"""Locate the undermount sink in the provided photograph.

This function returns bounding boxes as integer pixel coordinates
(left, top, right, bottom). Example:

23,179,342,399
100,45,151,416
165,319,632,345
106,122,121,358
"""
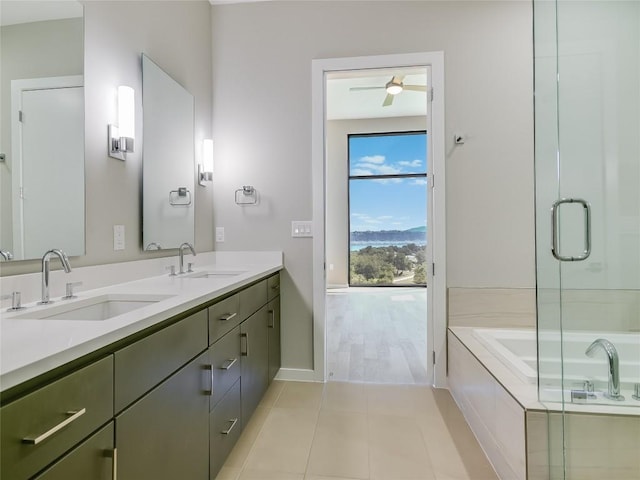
14,294,175,321
185,270,247,279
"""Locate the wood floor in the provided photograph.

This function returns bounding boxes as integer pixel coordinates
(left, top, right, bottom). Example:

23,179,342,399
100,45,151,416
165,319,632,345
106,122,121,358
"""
326,287,429,384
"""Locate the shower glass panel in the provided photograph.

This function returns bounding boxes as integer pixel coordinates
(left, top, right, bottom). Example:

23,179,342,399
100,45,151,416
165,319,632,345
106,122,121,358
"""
534,0,640,478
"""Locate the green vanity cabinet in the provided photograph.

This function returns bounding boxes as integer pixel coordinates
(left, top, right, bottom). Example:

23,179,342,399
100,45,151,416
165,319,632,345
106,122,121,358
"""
33,423,114,480
240,304,270,425
115,351,210,480
267,296,281,383
0,356,114,480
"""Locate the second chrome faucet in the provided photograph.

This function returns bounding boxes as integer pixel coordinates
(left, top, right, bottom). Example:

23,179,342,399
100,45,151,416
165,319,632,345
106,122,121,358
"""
40,249,72,304
585,338,624,401
178,242,196,274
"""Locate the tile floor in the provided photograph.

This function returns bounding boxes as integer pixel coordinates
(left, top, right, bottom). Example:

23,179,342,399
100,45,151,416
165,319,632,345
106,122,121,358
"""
216,381,498,480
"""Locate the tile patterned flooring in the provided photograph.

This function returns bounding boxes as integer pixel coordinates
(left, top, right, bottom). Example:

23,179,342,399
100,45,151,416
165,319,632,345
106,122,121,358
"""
326,288,429,384
216,381,499,480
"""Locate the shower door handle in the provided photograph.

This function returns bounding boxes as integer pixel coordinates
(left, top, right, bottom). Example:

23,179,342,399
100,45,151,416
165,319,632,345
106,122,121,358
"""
551,198,591,261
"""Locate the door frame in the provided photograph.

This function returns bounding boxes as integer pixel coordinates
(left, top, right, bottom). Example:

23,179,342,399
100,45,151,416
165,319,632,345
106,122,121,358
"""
311,52,447,387
11,75,84,258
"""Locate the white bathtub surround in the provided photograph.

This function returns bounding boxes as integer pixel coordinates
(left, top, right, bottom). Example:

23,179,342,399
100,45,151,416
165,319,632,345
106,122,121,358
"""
538,287,640,332
448,287,536,328
0,251,283,391
449,327,640,479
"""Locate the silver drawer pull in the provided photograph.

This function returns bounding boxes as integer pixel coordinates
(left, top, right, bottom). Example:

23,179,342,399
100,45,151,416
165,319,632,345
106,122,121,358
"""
220,312,237,322
241,333,249,356
106,448,118,480
204,365,214,396
221,418,238,435
268,310,275,329
271,284,280,291
23,408,86,445
221,358,237,370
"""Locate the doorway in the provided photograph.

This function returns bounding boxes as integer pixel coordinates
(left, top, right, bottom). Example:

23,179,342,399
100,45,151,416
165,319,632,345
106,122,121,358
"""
312,52,447,387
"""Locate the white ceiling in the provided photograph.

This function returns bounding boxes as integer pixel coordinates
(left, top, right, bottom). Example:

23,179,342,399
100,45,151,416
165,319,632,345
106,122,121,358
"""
1,1,82,27
326,67,428,121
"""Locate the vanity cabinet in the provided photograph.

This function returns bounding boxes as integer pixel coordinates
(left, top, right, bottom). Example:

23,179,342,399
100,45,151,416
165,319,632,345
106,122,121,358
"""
33,423,114,480
116,351,210,480
0,355,114,480
1,270,281,480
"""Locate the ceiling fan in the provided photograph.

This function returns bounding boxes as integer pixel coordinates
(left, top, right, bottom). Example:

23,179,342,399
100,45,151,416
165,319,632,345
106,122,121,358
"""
349,75,428,106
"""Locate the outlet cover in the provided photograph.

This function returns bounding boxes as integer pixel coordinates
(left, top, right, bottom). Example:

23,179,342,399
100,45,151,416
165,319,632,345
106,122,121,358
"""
215,227,225,242
113,225,125,251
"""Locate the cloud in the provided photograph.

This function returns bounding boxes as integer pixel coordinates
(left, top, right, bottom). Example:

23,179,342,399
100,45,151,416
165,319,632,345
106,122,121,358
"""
360,155,385,165
398,159,423,168
411,178,429,186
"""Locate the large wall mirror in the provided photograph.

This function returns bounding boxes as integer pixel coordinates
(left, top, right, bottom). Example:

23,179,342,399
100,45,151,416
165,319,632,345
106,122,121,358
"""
0,1,84,261
142,54,195,251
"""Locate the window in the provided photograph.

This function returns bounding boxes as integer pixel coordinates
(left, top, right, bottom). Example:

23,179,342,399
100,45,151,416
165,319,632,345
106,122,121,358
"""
348,131,428,286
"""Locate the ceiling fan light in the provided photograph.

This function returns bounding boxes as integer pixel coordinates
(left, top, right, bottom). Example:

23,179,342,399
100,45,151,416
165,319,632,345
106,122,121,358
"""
385,80,403,95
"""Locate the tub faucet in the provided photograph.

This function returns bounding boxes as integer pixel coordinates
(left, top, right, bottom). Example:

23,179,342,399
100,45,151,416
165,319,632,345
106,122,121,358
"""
585,338,624,401
40,249,72,304
0,249,13,261
178,242,196,274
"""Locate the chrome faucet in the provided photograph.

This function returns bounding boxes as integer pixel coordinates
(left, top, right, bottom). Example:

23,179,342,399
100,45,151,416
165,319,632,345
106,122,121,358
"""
585,338,624,401
0,249,13,261
40,249,72,304
178,242,196,274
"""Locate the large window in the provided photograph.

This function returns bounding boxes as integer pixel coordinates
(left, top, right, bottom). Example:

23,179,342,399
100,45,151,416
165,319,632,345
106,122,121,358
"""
348,131,428,286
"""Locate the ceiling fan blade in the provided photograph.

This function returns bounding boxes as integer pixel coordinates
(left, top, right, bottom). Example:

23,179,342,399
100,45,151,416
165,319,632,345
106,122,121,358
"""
392,75,405,84
350,86,385,91
382,94,394,107
403,85,427,92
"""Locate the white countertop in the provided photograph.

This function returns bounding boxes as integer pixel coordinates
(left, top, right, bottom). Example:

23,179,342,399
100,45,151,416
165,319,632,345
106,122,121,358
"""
1,253,282,393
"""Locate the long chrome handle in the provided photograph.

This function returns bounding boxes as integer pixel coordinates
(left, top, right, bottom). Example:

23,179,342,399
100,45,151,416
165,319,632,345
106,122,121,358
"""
241,333,249,356
111,448,118,480
551,198,591,261
221,358,237,370
22,408,86,445
220,312,237,322
221,418,238,435
268,310,275,329
204,365,214,396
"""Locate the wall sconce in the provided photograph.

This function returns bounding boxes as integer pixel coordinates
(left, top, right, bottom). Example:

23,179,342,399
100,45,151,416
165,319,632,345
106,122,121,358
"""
108,85,135,160
198,138,213,186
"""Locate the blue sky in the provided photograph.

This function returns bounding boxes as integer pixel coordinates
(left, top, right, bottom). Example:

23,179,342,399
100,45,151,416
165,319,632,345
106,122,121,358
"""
349,133,428,232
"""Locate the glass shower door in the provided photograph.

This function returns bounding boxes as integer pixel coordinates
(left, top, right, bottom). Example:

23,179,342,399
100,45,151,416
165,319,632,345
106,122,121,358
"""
534,1,640,478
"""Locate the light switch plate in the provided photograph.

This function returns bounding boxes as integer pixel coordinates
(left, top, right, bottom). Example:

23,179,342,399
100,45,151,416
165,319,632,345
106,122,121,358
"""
291,221,312,238
113,225,125,251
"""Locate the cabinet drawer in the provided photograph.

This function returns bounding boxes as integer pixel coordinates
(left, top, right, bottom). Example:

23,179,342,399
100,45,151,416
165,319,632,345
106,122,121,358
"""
115,308,208,412
210,378,242,478
209,326,241,409
239,279,267,320
34,422,114,480
208,293,241,344
267,273,280,301
1,356,114,480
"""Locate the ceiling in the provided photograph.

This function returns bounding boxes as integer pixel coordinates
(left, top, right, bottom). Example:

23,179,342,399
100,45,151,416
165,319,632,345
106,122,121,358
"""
0,1,82,27
326,67,428,121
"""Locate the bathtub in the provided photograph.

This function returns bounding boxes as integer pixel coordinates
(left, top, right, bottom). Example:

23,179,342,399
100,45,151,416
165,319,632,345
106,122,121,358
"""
472,327,640,405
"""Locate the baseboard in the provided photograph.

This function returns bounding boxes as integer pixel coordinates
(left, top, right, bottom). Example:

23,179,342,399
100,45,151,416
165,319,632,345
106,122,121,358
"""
274,368,320,382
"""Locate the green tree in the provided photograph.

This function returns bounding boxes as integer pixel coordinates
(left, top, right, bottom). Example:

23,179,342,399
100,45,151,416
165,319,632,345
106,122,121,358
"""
413,264,427,285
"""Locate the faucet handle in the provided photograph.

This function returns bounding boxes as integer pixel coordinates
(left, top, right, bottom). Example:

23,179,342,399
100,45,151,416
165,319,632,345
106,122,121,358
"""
1,291,24,311
63,281,83,300
187,262,194,273
166,265,176,276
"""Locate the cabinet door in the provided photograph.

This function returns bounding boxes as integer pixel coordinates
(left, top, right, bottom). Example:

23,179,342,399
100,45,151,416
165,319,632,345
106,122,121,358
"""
267,297,281,383
116,351,209,480
210,379,241,478
240,305,269,425
34,423,114,480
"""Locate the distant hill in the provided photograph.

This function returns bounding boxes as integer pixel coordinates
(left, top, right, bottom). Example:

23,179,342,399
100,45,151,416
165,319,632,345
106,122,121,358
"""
350,227,427,243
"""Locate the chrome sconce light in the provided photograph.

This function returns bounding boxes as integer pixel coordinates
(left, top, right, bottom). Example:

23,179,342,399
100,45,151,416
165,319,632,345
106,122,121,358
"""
108,86,135,160
198,139,213,186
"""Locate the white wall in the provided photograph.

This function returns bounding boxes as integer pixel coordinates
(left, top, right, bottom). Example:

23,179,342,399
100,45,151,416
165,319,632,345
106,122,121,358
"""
1,0,214,276
326,116,426,287
211,1,535,371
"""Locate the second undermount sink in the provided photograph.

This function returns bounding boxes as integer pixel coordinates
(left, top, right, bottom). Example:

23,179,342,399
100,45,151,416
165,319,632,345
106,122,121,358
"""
185,270,247,279
14,294,175,321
